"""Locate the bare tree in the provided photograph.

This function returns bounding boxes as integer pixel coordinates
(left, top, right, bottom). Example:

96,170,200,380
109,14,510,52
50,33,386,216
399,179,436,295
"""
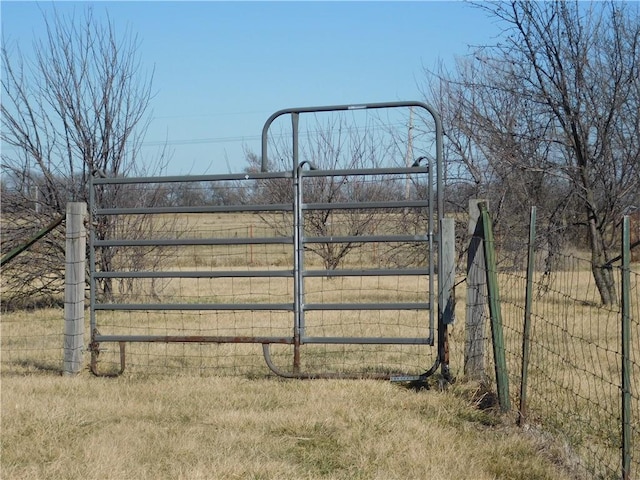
245,116,406,270
1,7,167,306
424,1,640,304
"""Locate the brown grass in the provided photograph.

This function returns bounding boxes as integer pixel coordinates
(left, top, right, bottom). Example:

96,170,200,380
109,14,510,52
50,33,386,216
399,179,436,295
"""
0,283,585,479
1,367,575,480
2,211,636,479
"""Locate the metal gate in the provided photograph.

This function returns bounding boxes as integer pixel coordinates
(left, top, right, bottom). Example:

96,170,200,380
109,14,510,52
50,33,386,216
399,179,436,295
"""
89,101,447,379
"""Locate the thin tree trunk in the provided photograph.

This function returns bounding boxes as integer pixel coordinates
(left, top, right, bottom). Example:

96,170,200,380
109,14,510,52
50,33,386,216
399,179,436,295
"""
588,215,617,305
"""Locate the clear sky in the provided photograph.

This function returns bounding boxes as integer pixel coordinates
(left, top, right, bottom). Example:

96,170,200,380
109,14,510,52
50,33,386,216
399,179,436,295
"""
2,1,499,175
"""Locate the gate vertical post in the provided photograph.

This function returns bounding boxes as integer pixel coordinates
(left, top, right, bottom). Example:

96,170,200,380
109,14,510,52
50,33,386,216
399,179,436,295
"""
63,202,86,375
292,112,302,373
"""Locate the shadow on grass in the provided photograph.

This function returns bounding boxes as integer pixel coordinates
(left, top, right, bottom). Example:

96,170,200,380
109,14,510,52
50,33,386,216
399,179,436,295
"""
1,359,63,376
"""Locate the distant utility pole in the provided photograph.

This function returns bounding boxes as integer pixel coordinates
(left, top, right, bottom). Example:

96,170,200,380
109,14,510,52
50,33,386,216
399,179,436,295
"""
405,107,414,201
30,185,40,214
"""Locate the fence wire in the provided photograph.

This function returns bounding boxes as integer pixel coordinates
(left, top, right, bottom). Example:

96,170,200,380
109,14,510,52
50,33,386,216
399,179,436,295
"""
479,249,639,479
0,307,64,375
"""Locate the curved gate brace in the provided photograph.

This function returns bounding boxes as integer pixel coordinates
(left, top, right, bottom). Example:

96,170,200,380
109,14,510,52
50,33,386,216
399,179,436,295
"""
263,343,415,380
90,341,126,377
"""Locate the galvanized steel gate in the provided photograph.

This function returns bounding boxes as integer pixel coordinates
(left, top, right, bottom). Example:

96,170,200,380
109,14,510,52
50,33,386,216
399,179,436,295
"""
89,102,447,379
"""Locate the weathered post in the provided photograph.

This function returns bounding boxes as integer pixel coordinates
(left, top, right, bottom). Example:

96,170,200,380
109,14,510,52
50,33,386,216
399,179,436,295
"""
63,202,86,375
440,217,456,380
465,199,487,380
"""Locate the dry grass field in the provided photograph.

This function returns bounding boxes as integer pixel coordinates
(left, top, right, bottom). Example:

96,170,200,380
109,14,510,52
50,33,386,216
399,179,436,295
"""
0,284,589,480
1,354,576,480
2,209,637,479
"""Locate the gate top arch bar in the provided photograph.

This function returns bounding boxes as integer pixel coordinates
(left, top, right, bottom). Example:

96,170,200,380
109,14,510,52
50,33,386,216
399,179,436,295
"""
260,100,444,217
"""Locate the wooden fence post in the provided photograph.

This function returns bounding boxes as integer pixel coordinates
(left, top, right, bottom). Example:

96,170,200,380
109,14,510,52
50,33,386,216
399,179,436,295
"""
64,202,86,375
465,199,487,380
440,217,456,380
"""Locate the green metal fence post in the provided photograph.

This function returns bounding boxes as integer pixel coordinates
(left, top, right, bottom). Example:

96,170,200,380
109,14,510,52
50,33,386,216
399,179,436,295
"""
479,202,510,412
621,215,631,480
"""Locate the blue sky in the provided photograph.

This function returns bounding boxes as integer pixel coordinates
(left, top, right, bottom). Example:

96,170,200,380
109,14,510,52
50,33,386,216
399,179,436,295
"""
2,1,499,175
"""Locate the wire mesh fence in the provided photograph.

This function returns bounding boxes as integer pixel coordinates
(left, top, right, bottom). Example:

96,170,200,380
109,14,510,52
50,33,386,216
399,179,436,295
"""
1,310,438,378
0,306,66,375
475,230,639,479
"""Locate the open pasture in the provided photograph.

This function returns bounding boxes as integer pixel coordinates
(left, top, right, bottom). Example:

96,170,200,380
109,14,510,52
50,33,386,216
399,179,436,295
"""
2,207,637,478
1,303,575,480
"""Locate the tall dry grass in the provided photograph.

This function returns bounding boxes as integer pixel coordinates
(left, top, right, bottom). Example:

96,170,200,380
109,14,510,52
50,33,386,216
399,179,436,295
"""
2,210,637,478
1,363,576,480
0,282,584,479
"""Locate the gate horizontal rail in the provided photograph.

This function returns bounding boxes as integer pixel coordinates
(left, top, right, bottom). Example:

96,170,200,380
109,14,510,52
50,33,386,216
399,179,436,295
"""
92,334,431,345
303,268,430,277
298,166,430,177
95,237,294,247
303,200,431,210
94,271,293,279
91,171,293,184
94,335,294,344
304,303,430,310
97,204,292,215
93,304,294,311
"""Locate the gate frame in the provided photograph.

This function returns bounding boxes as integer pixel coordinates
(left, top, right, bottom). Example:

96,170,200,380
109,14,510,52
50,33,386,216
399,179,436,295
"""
88,101,450,380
